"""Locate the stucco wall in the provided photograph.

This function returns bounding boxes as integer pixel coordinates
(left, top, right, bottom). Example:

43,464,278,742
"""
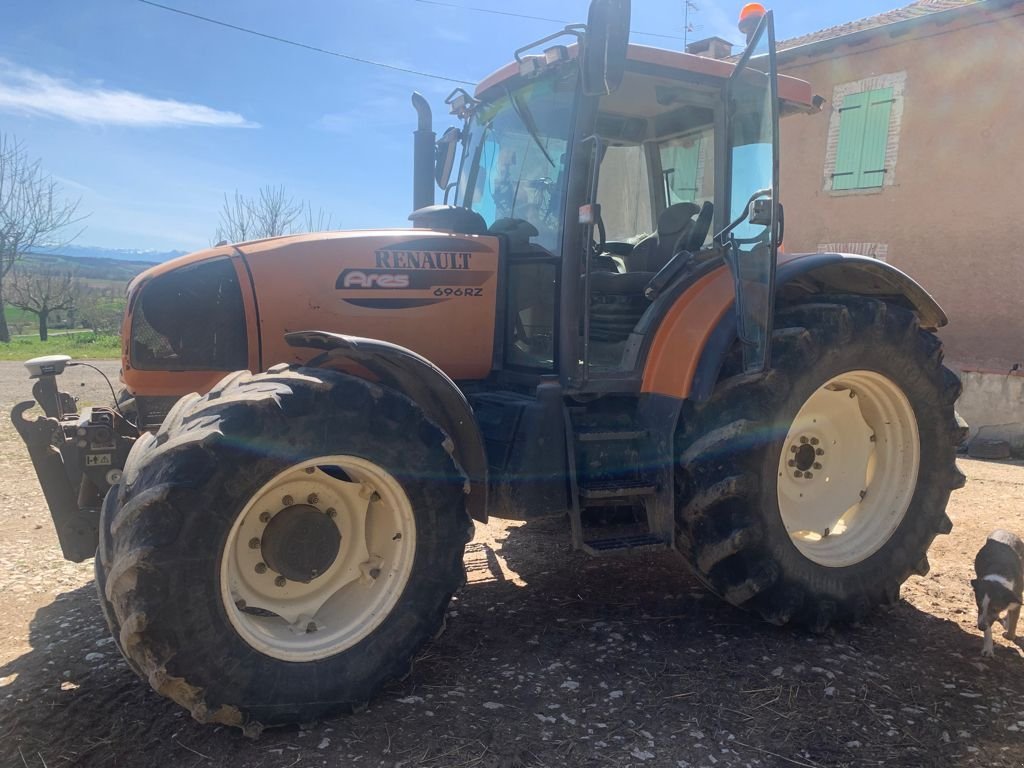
777,5,1024,372
957,370,1024,450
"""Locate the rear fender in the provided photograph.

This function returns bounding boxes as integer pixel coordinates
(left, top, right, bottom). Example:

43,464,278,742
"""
285,331,488,522
690,253,948,401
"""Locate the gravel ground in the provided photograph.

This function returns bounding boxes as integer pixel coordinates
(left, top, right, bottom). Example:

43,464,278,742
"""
1,360,1023,768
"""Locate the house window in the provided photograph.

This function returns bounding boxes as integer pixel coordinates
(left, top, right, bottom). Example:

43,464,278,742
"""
823,72,905,193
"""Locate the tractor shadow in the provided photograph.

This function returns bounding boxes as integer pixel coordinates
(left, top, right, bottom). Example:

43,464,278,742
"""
435,516,1024,765
1,519,1023,767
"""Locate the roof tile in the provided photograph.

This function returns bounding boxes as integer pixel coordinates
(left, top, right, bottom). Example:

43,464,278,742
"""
776,0,983,53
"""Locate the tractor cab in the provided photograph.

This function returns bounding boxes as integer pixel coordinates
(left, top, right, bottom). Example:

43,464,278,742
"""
418,3,813,390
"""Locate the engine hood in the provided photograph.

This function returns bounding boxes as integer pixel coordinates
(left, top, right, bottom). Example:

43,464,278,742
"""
129,229,464,291
128,228,503,384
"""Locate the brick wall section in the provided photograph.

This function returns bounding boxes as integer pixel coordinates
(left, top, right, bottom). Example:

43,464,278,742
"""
816,243,889,262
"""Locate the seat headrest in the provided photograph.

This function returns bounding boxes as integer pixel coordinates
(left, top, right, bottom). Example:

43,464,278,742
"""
657,202,701,236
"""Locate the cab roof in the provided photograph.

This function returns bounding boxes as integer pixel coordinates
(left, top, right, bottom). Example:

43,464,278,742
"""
476,43,814,109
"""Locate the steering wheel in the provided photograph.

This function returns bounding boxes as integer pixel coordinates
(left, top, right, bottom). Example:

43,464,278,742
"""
594,213,607,254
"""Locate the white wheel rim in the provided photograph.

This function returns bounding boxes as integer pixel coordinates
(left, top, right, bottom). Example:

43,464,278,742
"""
776,370,920,568
220,456,416,661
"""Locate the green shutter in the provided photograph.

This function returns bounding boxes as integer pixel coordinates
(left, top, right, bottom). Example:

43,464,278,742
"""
858,87,894,188
832,87,894,190
832,91,868,191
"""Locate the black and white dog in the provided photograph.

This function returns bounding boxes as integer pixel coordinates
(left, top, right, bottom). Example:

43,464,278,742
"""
972,529,1024,657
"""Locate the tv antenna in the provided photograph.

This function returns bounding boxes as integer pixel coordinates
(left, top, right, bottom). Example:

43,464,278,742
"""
683,1,703,47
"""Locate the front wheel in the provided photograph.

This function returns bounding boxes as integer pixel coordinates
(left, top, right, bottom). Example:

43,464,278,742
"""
99,366,472,733
675,297,965,630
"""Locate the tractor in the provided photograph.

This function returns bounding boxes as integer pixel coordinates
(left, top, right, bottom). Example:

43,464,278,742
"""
13,1,964,734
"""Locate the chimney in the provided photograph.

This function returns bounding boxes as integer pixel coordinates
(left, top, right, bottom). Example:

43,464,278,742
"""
685,36,734,59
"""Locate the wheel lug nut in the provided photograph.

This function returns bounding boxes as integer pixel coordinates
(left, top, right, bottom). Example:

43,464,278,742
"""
813,462,822,470
810,437,819,446
307,493,319,505
236,599,246,609
369,567,382,580
370,492,381,503
306,622,317,633
304,467,315,474
800,436,808,444
326,507,337,518
794,470,803,478
275,576,287,587
805,472,813,479
282,495,293,506
790,445,798,453
816,448,824,456
248,537,261,549
788,459,796,467
259,511,271,523
255,562,267,574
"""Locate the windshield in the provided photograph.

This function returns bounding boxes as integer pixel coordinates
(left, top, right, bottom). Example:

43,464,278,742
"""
456,70,578,252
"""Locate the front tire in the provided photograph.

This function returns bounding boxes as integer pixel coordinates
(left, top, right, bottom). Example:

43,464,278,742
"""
675,298,965,630
100,366,472,733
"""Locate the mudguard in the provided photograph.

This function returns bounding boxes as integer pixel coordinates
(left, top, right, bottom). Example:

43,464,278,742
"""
690,253,948,401
284,331,488,522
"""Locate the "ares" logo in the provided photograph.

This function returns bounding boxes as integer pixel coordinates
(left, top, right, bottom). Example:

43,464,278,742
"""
341,271,411,289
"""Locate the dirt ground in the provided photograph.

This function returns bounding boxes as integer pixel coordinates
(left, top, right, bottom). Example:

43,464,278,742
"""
1,360,1023,768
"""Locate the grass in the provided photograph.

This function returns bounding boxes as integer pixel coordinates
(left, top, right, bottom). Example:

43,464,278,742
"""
0,332,121,361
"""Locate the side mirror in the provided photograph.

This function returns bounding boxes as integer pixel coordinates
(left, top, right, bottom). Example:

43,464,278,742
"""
435,127,461,189
581,0,631,96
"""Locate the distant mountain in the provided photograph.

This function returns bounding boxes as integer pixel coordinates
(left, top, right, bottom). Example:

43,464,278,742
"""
19,251,160,282
29,244,189,264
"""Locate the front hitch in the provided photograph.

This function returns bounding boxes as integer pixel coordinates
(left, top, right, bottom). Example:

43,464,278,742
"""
12,356,137,563
11,400,98,562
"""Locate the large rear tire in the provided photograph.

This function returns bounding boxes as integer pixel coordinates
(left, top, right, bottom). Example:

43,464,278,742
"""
675,297,965,630
99,366,472,734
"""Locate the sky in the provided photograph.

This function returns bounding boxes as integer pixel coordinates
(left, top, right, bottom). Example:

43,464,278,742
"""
0,0,907,253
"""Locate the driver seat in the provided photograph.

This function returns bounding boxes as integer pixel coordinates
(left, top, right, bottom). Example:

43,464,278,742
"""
630,202,702,273
589,202,702,342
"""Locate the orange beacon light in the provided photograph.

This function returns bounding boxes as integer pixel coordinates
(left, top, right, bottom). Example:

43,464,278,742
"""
738,3,767,42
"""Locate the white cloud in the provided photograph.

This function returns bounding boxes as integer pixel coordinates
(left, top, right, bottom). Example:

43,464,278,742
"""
0,61,258,128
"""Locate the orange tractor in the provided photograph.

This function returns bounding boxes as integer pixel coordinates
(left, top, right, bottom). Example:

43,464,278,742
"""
14,2,963,733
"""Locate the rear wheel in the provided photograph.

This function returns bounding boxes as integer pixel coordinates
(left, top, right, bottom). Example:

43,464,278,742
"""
675,298,965,629
100,366,472,733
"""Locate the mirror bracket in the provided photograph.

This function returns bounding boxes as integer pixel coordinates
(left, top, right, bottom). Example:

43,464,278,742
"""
514,25,585,65
445,88,479,120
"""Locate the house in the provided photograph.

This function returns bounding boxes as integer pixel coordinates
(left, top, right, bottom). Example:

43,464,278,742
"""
770,0,1024,445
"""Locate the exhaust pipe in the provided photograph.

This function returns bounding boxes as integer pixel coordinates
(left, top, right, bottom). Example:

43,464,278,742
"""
411,92,436,212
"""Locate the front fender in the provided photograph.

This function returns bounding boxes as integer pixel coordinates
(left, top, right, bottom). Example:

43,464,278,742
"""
284,331,488,522
775,253,946,329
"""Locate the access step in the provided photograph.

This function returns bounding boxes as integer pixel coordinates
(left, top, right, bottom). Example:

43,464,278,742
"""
576,427,648,442
578,478,657,500
581,533,667,556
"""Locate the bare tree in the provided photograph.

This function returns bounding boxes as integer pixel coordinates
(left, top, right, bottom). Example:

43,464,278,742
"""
214,185,333,245
303,203,333,234
79,288,126,335
0,133,84,342
8,265,82,341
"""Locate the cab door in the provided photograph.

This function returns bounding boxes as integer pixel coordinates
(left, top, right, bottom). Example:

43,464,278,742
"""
722,10,780,374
